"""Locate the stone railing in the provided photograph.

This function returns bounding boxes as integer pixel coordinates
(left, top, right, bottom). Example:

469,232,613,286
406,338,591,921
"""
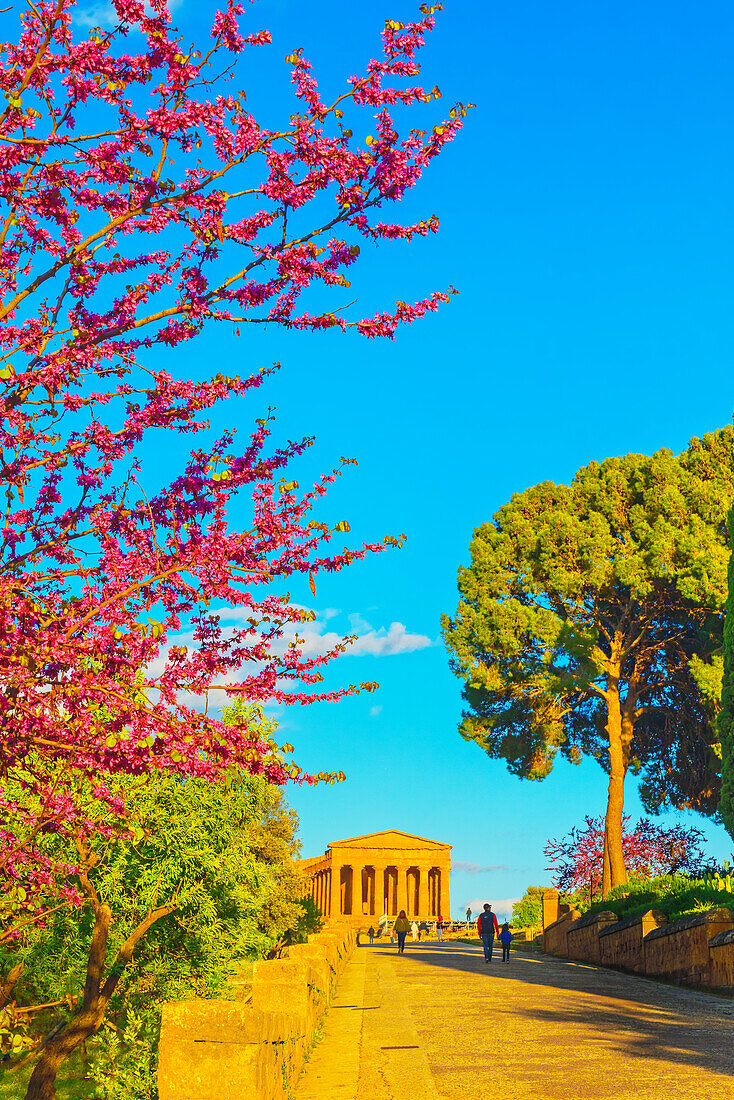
157,923,356,1100
644,908,733,985
542,909,581,957
541,890,734,989
598,909,667,973
565,910,617,965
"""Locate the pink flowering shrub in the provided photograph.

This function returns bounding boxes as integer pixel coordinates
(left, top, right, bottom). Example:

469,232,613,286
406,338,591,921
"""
544,815,706,900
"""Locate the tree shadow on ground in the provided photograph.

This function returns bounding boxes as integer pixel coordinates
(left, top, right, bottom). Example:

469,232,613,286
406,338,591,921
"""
366,942,734,1081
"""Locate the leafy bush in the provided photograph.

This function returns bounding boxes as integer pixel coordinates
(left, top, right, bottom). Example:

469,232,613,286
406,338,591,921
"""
577,871,734,925
2,766,307,1099
511,887,544,928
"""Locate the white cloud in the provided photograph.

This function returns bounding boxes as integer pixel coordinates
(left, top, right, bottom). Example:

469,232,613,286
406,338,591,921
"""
463,897,521,920
75,0,183,28
216,607,434,660
451,861,508,874
347,622,434,657
348,611,374,634
142,606,431,714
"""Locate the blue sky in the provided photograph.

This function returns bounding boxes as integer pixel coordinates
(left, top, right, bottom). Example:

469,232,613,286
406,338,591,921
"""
74,0,734,918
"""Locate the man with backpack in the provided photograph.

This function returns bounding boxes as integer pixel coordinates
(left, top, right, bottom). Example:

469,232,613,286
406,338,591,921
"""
477,903,499,963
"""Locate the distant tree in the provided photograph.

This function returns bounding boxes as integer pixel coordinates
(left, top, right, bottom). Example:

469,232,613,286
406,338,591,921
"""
442,431,734,895
511,886,543,928
544,815,706,899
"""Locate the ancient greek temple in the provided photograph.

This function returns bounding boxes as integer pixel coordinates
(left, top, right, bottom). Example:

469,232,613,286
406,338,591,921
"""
298,829,452,923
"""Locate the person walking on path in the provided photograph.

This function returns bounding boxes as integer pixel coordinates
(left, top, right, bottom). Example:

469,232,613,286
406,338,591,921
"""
393,910,411,954
368,925,375,945
466,906,472,926
411,920,418,942
477,903,499,962
418,920,428,941
437,914,444,942
500,921,512,963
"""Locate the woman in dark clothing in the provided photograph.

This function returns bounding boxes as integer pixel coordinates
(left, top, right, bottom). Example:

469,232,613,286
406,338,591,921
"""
393,909,411,954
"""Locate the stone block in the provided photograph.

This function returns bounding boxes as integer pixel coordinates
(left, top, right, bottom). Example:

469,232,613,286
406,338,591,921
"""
599,910,667,973
160,1000,260,1044
542,889,560,930
283,944,332,1001
158,1038,261,1100
542,910,581,957
566,910,618,964
252,958,310,1020
158,1002,270,1100
706,926,734,988
644,907,734,985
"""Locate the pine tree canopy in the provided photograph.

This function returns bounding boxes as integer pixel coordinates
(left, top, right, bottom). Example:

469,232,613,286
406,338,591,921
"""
442,427,734,887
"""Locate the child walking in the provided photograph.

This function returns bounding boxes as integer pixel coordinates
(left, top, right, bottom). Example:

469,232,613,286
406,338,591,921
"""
500,922,512,963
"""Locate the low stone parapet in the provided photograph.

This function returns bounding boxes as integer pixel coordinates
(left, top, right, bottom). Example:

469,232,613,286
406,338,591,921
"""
543,910,581,957
644,908,733,985
566,910,617,964
158,924,356,1100
708,927,734,988
598,909,667,973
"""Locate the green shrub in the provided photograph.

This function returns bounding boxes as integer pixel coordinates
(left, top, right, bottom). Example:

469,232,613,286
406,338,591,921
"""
576,871,733,924
2,767,307,1099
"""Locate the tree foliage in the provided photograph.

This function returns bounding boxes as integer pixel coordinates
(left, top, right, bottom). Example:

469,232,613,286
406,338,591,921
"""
544,814,706,900
2,742,306,1098
510,886,543,929
0,1,467,1094
442,430,734,892
718,507,734,840
0,0,465,902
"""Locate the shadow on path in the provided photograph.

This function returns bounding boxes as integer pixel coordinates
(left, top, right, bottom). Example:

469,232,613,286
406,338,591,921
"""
362,941,734,1083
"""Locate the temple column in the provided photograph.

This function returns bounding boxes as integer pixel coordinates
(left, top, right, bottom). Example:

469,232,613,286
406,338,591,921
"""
428,868,437,916
416,865,425,917
396,863,408,915
440,863,450,920
435,866,448,919
374,865,386,916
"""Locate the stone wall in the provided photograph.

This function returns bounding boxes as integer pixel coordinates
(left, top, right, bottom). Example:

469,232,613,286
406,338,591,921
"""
542,910,581,957
158,923,356,1100
566,910,617,964
708,927,734,988
644,908,733,986
598,910,667,973
548,903,734,989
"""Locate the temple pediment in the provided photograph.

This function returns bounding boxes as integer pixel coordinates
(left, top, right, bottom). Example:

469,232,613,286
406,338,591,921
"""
329,829,451,851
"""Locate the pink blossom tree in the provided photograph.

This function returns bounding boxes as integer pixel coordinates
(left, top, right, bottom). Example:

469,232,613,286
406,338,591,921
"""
0,0,467,1092
544,815,706,901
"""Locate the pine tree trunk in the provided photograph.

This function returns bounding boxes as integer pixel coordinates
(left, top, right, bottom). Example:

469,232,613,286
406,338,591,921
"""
719,506,734,837
604,678,629,892
602,828,612,898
